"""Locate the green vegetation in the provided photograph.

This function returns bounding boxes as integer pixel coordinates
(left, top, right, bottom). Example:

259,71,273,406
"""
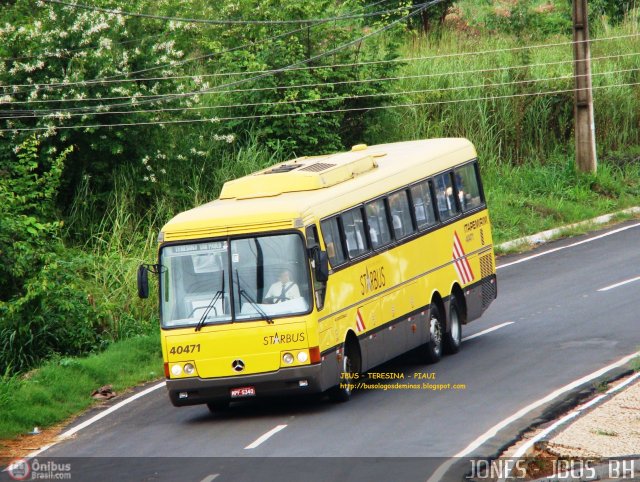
486,154,640,244
0,0,639,442
0,333,161,442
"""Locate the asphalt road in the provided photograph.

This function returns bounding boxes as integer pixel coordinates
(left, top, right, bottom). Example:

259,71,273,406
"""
21,221,640,481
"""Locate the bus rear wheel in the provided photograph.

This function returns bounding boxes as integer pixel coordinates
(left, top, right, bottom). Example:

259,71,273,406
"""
444,296,462,354
329,341,361,402
423,303,444,363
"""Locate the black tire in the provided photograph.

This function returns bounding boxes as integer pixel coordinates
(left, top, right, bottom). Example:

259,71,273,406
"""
423,303,444,363
206,400,230,413
328,340,361,402
444,296,462,355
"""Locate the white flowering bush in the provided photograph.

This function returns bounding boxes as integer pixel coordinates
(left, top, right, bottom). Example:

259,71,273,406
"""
2,0,402,209
0,0,216,203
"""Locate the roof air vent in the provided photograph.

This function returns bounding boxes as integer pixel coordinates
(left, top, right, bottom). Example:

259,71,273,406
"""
299,162,336,172
266,164,300,174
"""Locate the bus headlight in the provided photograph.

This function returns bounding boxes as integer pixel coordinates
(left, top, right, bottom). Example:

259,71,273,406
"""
171,364,182,376
183,363,195,375
283,353,294,364
297,351,308,363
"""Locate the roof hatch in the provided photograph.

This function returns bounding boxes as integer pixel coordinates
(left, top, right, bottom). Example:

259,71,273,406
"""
219,151,380,199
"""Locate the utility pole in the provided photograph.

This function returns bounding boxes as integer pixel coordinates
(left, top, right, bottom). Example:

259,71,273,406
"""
572,0,597,173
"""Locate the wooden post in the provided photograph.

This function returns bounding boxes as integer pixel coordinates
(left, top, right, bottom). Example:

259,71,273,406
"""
573,0,597,173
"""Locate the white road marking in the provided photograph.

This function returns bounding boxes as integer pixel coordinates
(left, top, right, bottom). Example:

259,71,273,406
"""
597,275,640,292
462,322,514,342
244,424,288,449
425,350,640,482
25,381,166,458
605,371,640,394
199,474,220,482
497,207,640,251
506,371,640,469
507,396,603,463
497,222,640,270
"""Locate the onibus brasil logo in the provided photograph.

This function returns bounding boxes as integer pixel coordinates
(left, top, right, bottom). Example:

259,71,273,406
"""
6,458,71,480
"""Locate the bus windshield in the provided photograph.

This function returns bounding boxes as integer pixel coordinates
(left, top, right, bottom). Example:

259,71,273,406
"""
160,233,311,328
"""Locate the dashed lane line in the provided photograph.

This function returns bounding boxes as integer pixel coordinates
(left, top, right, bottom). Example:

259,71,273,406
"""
244,424,288,449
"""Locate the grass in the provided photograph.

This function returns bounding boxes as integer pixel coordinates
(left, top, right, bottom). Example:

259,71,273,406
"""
484,154,640,244
594,380,609,393
368,9,640,160
0,333,162,443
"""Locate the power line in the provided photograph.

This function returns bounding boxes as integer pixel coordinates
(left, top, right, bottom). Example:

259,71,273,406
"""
4,32,639,92
5,51,638,107
22,0,445,113
42,0,412,25
2,82,638,133
3,0,393,95
4,68,635,120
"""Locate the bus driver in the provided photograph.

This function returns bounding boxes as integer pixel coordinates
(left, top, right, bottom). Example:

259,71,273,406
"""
264,269,301,304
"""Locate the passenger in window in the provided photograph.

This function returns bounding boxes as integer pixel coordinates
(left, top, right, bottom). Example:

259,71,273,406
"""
345,229,364,255
264,269,300,304
366,203,381,247
446,186,455,212
414,197,425,222
323,229,336,260
455,171,466,209
369,225,379,245
392,213,403,238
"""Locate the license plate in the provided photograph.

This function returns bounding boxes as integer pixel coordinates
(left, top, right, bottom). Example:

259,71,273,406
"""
230,386,256,398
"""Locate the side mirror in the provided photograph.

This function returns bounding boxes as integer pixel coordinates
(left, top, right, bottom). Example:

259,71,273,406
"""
313,249,329,283
137,265,149,299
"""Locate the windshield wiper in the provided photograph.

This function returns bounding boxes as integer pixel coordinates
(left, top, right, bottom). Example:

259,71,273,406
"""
235,270,274,324
195,270,225,332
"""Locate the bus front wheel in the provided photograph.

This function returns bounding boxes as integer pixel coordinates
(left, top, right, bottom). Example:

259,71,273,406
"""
329,341,361,402
423,303,444,363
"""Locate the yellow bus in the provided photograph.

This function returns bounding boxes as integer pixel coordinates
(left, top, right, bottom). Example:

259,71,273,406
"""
138,138,497,409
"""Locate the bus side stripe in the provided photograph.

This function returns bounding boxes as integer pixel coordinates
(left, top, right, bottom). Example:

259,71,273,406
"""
453,231,474,283
453,238,469,283
319,245,492,322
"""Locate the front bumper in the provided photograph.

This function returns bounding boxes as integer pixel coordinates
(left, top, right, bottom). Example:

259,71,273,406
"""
166,363,323,406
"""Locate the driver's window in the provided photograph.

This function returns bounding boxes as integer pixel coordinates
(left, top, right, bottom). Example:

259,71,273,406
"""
306,224,326,311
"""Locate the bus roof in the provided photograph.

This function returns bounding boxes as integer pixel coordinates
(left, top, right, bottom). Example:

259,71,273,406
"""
162,138,477,241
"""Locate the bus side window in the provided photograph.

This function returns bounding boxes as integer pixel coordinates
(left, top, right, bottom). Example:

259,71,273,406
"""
454,162,483,212
388,190,415,239
341,207,369,259
320,217,346,267
434,172,460,221
365,199,392,249
410,180,436,230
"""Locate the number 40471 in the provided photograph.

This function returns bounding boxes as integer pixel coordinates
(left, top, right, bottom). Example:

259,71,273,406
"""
169,344,200,355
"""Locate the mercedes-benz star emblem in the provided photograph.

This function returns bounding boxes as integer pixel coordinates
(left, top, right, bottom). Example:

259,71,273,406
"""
232,359,245,372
